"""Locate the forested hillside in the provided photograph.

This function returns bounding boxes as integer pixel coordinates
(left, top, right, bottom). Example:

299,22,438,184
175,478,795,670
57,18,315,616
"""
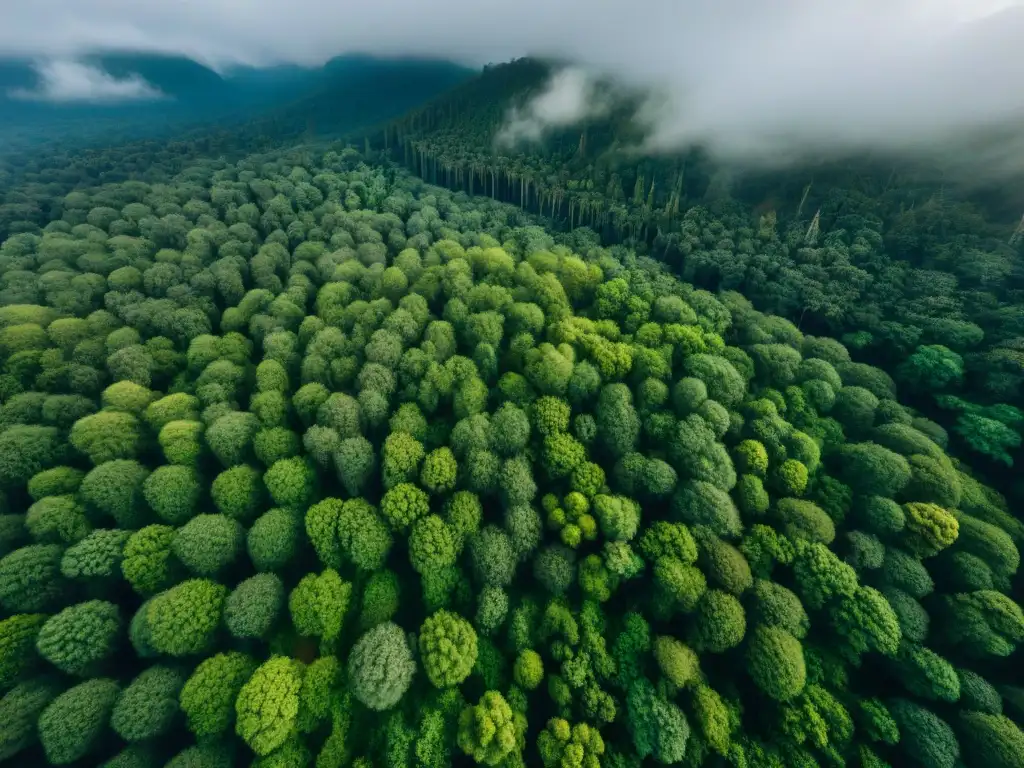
0,55,1023,768
363,59,1024,487
0,54,473,227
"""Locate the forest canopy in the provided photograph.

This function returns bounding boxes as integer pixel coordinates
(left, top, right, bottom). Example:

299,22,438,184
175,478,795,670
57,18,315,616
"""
0,54,1023,768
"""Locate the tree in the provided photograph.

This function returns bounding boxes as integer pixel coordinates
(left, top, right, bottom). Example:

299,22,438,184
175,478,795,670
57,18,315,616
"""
688,590,746,652
38,678,120,765
143,465,201,524
889,698,959,768
956,712,1024,768
419,609,479,687
306,497,393,572
225,573,285,640
902,502,958,557
236,656,305,756
334,436,376,496
626,678,689,764
348,622,416,711
422,447,458,494
0,613,46,689
457,691,523,766
210,465,264,523
36,599,121,676
0,544,65,612
69,411,141,464
110,665,185,742
180,651,257,738
289,568,352,646
538,718,605,768
745,625,806,702
513,649,544,690
264,456,317,508
144,578,227,656
409,515,458,574
79,459,151,528
172,514,244,576
653,635,700,689
0,678,61,762
248,508,300,573
596,384,640,458
470,525,517,587
121,524,181,596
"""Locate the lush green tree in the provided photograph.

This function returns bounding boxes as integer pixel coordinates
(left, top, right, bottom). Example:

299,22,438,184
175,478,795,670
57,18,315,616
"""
120,524,181,595
538,718,605,768
145,578,227,656
745,625,806,701
110,665,185,742
688,589,746,652
410,515,458,574
348,622,416,711
79,459,151,528
38,677,120,765
457,690,523,766
70,411,141,465
419,609,479,687
172,514,244,576
289,568,352,646
889,698,959,768
225,573,285,640
180,651,257,738
0,543,65,612
248,507,300,572
653,635,700,689
0,678,61,762
956,712,1024,768
36,599,121,676
626,678,689,764
236,656,305,756
143,465,202,524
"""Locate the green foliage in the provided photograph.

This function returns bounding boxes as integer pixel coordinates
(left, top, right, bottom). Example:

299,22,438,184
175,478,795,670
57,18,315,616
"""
688,589,746,652
1,123,1022,768
626,678,690,763
889,698,960,768
348,622,416,711
79,459,151,528
36,599,121,676
306,497,393,572
145,578,227,656
210,464,264,523
514,649,544,690
538,718,605,768
236,656,305,756
457,690,523,766
180,651,257,738
0,613,46,689
225,573,285,639
110,665,185,742
37,678,119,764
419,609,479,687
289,568,352,646
654,635,700,689
143,465,202,524
121,524,181,595
0,543,65,612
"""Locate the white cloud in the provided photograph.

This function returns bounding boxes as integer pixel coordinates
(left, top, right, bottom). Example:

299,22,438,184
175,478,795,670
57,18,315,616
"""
0,0,1023,173
10,59,164,103
496,67,614,146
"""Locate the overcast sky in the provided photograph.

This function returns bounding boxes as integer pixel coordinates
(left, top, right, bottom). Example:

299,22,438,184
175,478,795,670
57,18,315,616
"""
3,0,1024,172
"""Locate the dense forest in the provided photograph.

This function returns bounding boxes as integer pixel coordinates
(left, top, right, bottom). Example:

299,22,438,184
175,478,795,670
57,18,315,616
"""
0,55,1023,768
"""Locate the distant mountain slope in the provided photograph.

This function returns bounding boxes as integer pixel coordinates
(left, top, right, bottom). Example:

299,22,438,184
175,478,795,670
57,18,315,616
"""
0,53,475,153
